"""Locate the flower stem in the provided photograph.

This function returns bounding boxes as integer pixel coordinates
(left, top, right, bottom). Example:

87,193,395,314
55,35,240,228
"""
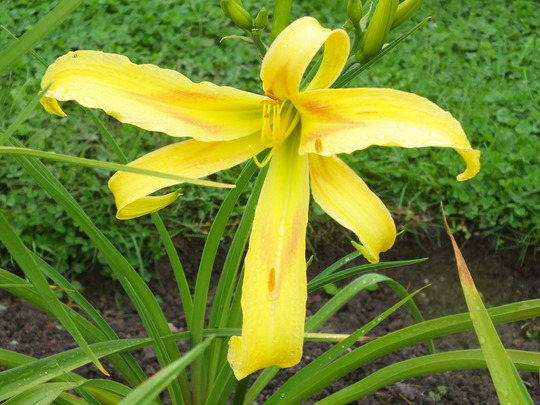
251,32,267,57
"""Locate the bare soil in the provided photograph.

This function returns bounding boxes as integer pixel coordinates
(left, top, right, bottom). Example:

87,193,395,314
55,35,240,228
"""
1,237,538,404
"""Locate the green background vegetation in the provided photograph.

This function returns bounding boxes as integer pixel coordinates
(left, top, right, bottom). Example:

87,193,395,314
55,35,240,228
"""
1,0,538,279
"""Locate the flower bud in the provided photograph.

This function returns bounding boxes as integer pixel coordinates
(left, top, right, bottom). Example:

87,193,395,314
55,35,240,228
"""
347,0,363,26
391,0,424,29
253,7,269,30
356,0,398,63
221,0,253,30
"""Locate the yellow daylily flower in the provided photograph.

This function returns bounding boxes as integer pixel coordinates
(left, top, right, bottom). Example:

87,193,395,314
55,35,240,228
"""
40,16,480,380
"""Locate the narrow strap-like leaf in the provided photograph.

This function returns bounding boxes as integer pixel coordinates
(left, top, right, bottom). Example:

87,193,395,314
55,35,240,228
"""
315,350,540,404
0,213,106,375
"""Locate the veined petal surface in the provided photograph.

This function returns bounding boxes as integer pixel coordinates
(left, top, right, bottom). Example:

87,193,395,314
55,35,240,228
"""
41,51,265,141
109,133,264,219
309,154,395,263
228,132,310,380
261,17,349,98
294,88,481,180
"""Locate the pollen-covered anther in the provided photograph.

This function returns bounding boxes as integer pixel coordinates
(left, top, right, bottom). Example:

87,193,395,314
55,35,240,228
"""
268,267,276,293
315,138,323,153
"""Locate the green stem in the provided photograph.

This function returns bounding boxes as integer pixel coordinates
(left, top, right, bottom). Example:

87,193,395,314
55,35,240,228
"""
251,32,267,57
270,0,292,40
0,0,83,75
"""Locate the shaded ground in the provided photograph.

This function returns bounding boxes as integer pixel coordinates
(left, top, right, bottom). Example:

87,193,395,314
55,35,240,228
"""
1,237,538,404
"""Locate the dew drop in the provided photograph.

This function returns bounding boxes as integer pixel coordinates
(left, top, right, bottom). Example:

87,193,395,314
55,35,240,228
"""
84,96,97,104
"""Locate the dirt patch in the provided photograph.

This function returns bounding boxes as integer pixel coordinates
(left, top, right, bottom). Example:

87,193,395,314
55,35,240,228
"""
1,237,538,404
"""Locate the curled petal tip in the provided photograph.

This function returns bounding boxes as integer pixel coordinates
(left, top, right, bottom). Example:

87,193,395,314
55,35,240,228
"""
114,191,181,220
352,240,380,264
456,148,481,181
40,96,67,117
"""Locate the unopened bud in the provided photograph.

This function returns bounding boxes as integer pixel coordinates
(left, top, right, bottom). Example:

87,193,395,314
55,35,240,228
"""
391,0,424,29
253,8,269,30
221,0,253,30
347,0,363,26
357,0,398,63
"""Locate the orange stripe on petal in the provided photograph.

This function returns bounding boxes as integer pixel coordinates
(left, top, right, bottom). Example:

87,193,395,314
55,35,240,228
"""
228,133,310,380
294,88,481,181
41,51,265,141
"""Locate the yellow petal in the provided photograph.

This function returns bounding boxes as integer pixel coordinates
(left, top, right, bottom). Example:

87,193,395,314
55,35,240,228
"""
309,154,396,263
260,17,349,98
228,132,310,380
293,88,481,180
41,50,265,141
109,133,264,219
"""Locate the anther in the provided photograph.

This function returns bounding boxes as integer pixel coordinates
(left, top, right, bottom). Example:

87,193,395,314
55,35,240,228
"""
263,91,281,102
315,138,323,153
268,267,276,293
261,99,280,105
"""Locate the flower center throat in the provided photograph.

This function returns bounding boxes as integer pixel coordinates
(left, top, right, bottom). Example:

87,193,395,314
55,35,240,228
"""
254,93,300,167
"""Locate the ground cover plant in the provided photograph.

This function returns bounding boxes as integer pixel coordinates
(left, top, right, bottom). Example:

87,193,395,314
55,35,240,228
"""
0,0,538,404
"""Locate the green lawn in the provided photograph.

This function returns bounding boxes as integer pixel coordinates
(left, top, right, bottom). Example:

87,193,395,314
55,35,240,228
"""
1,0,538,278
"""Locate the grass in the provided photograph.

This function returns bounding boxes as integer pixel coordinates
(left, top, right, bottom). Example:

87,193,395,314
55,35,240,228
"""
1,0,538,278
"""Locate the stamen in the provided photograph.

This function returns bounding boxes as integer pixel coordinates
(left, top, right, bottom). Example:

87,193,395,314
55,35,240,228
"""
263,91,281,102
315,138,323,153
259,94,300,151
249,144,275,168
268,267,276,293
261,99,280,105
